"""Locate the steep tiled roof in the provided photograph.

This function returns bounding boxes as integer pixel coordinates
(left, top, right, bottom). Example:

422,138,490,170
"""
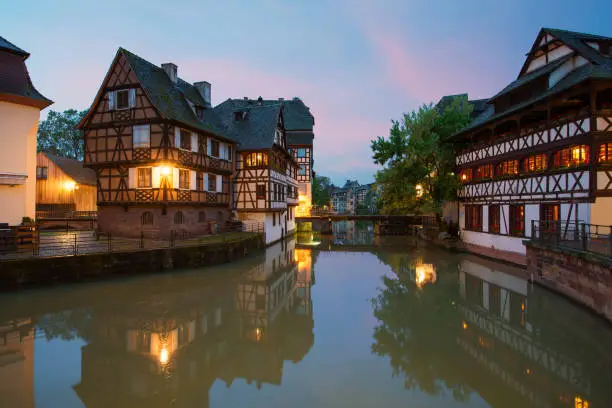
213,100,283,151
44,153,96,186
117,48,230,141
0,36,52,109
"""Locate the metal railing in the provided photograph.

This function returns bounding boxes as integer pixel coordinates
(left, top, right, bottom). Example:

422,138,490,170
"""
36,210,97,220
530,220,612,257
0,221,265,261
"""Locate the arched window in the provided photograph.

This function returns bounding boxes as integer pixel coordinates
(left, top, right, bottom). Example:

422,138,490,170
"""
198,211,206,223
141,211,154,225
174,211,185,225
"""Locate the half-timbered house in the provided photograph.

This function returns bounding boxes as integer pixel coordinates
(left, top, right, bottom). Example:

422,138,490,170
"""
78,48,236,238
451,28,612,259
218,98,315,216
215,98,299,244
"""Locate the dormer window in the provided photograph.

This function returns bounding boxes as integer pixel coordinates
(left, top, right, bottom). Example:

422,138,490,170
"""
195,106,204,120
234,111,246,121
274,129,283,147
109,89,135,110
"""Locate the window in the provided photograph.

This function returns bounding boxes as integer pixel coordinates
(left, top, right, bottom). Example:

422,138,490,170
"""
459,169,472,182
244,152,268,167
208,174,216,191
179,169,190,190
273,183,278,201
497,160,519,176
523,154,547,173
228,145,233,161
475,164,494,180
196,172,204,191
298,164,307,176
210,140,220,157
137,167,152,188
141,211,154,225
297,148,307,158
256,184,266,199
180,130,191,150
465,205,482,231
540,204,559,233
509,205,525,237
552,145,589,168
36,166,48,180
133,125,150,148
174,211,185,224
198,211,206,223
116,89,130,109
598,143,612,163
489,205,500,234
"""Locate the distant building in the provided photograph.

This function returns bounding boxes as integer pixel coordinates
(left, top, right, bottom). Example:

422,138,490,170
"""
331,180,377,214
36,152,97,216
0,36,52,226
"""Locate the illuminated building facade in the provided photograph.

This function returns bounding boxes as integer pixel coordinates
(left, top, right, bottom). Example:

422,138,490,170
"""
451,28,612,258
78,48,236,238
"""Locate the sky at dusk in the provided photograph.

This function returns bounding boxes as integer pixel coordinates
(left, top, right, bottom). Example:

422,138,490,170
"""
3,0,612,185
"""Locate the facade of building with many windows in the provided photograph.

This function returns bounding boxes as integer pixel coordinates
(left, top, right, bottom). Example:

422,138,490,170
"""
451,28,612,258
331,180,377,214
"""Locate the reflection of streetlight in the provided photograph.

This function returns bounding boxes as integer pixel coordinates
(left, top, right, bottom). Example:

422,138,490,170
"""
159,347,169,365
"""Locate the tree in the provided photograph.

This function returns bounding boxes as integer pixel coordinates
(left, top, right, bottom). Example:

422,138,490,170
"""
37,109,88,160
312,174,333,207
370,97,472,216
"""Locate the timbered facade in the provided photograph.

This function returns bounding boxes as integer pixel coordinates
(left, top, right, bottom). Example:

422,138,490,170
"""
215,99,300,244
78,48,236,238
452,28,612,256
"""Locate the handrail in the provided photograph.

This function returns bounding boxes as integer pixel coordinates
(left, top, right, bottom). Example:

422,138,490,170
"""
530,220,612,257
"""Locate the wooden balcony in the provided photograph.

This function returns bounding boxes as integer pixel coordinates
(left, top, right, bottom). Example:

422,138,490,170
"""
100,189,231,206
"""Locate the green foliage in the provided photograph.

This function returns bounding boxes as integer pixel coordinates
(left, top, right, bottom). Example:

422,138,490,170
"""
371,96,472,215
312,174,332,206
37,109,88,160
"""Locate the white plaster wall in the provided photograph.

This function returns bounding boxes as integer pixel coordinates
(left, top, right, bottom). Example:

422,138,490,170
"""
524,204,539,237
461,230,527,255
549,55,588,88
482,205,489,233
0,101,40,225
591,197,612,226
460,259,528,296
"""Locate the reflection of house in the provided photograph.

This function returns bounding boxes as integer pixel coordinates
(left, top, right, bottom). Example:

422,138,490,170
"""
451,28,612,259
36,152,97,215
72,240,315,407
0,318,34,408
0,36,52,226
78,48,236,238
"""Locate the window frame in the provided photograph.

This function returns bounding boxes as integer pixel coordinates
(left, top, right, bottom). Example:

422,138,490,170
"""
465,205,483,232
210,140,220,157
116,89,130,110
488,204,500,234
178,169,190,190
509,204,525,237
179,129,192,151
256,184,266,199
132,125,151,148
137,167,152,189
207,173,217,192
36,166,48,180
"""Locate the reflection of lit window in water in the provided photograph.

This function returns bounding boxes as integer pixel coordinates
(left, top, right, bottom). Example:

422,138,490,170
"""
414,259,437,288
574,395,590,408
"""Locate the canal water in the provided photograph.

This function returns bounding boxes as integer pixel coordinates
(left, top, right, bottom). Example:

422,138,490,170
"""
0,223,611,407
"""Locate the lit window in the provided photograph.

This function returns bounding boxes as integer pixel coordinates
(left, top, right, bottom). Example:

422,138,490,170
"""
509,204,525,237
137,167,152,188
489,204,500,234
475,164,494,180
459,169,472,182
523,154,547,173
552,145,589,168
465,205,482,231
497,160,519,176
598,143,612,163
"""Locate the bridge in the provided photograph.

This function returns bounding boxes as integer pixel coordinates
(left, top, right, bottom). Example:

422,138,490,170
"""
295,214,429,234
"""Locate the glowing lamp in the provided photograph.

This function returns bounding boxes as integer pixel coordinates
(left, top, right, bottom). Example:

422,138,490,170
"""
63,181,76,191
159,347,169,365
160,166,172,176
415,184,423,198
461,173,468,181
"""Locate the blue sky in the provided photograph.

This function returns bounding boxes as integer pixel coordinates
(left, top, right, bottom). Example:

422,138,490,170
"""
3,0,612,185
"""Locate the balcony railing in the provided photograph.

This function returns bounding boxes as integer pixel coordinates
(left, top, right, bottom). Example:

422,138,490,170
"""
530,220,612,257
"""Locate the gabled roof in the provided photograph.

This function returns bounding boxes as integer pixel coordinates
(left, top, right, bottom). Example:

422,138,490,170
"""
0,36,29,58
79,48,231,141
213,100,283,151
43,153,96,186
222,97,314,131
0,36,52,109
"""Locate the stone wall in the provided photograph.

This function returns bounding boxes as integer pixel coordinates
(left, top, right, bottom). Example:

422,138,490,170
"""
98,205,231,238
0,234,264,291
526,242,612,322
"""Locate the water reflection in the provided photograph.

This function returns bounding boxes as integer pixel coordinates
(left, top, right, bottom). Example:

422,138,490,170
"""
372,251,612,408
0,318,34,408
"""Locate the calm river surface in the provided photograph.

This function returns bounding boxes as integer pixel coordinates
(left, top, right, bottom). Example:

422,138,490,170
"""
1,226,611,407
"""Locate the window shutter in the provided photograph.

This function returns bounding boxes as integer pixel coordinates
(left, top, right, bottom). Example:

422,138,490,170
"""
216,175,222,193
190,170,197,190
152,167,161,188
191,133,198,153
207,138,212,156
128,89,136,108
173,168,180,189
174,127,181,148
128,168,137,189
108,91,115,110
204,173,209,191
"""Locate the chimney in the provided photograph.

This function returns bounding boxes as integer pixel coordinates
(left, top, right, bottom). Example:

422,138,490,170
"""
257,96,263,105
243,97,248,100
278,97,284,101
194,81,211,107
161,63,178,84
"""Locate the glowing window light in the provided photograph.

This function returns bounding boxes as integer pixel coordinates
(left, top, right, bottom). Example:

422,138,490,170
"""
159,347,169,365
160,166,172,176
415,184,423,198
63,181,76,191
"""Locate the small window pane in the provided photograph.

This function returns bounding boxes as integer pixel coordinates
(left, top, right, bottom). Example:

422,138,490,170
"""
137,167,152,188
133,125,150,148
116,90,129,109
179,169,190,189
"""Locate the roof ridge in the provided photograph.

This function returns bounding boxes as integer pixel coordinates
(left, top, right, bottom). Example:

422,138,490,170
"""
0,35,29,57
544,27,612,42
